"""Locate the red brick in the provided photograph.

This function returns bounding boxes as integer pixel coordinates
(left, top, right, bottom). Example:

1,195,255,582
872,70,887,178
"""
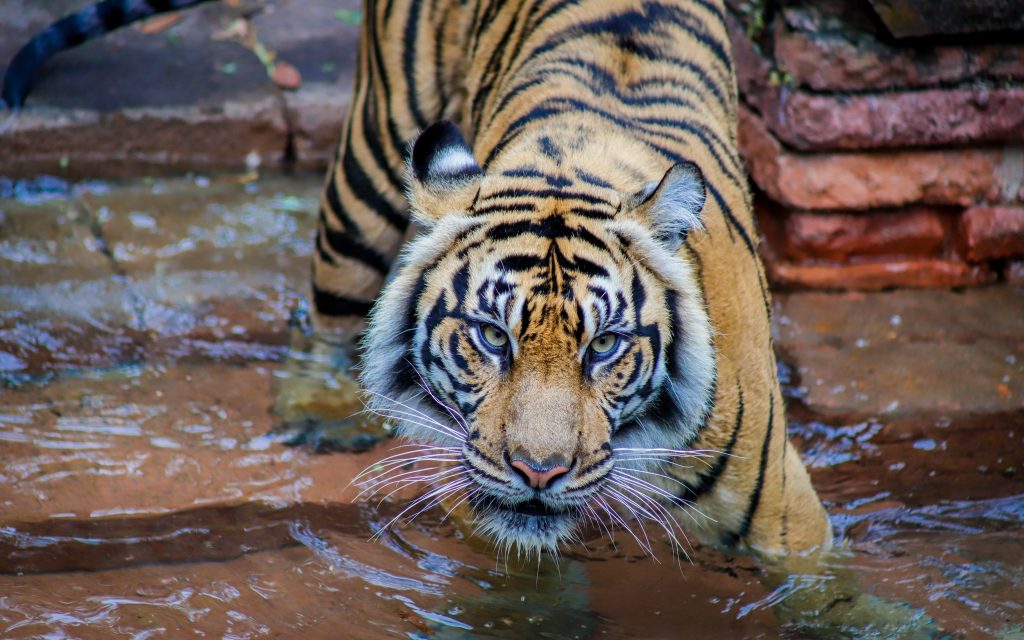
738,106,1006,210
766,258,995,291
773,6,1024,91
782,209,948,262
961,206,1024,261
759,87,1024,151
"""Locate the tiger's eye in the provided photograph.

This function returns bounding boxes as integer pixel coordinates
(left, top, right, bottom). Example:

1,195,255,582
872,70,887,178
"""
590,334,618,354
482,324,509,348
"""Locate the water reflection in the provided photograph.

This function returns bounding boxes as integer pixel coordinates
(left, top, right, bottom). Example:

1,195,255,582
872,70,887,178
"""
1,175,1022,639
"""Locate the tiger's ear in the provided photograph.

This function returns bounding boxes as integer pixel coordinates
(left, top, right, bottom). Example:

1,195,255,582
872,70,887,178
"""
408,121,483,224
625,161,706,251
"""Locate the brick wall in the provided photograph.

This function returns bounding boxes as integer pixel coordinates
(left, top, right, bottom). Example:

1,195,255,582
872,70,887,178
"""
727,0,1024,289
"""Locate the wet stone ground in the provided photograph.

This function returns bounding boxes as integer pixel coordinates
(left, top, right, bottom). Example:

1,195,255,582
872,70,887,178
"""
1,174,1023,638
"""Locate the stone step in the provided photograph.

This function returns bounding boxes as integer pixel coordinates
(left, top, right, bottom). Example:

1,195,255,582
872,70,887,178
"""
773,287,1024,426
0,0,358,178
0,174,322,376
0,359,386,528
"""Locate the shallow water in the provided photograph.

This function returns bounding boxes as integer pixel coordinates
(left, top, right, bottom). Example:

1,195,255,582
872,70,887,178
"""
1,175,1022,639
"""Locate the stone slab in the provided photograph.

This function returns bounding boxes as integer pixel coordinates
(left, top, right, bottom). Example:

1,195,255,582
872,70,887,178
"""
84,173,319,342
0,360,386,527
766,258,995,291
759,86,1024,152
775,207,952,263
867,0,1024,38
730,6,1024,151
0,0,288,178
0,174,322,376
0,181,140,375
773,288,1024,424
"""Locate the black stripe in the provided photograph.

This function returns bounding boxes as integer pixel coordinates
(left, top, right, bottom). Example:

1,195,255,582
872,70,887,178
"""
780,439,789,549
340,139,409,232
576,170,615,190
312,287,374,317
477,188,611,207
495,254,545,272
147,0,179,12
401,0,429,129
471,0,530,125
570,255,609,278
677,382,743,501
95,0,127,31
432,2,451,106
320,220,391,275
565,207,612,220
323,172,360,234
471,202,538,216
357,69,406,197
566,225,610,253
730,391,774,546
2,0,217,109
366,6,417,192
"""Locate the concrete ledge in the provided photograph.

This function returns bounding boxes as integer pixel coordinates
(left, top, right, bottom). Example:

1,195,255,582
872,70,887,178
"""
0,0,360,178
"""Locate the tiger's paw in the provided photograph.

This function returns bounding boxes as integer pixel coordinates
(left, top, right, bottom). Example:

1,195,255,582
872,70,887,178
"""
269,306,390,453
271,416,390,453
776,590,943,640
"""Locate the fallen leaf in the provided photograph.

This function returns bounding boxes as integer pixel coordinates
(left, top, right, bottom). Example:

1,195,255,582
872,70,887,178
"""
997,383,1013,399
224,0,242,7
139,13,183,34
272,62,302,90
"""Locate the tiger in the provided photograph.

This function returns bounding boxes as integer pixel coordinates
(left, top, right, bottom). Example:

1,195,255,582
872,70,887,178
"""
329,0,835,557
5,1,957,635
2,0,832,557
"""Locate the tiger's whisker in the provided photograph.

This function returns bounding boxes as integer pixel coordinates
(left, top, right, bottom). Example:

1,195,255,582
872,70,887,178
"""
611,470,717,526
364,390,468,437
593,494,655,558
370,477,471,539
398,479,473,526
358,466,459,501
352,452,461,482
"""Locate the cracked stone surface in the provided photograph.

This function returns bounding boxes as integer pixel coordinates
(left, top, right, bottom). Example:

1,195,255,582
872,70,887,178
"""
0,174,321,374
775,288,1024,422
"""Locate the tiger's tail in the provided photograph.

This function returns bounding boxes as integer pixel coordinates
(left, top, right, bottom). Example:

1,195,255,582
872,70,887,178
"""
1,0,216,111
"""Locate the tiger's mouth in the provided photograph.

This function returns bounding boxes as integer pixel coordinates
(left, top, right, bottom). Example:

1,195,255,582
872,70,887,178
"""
476,496,565,518
468,494,578,551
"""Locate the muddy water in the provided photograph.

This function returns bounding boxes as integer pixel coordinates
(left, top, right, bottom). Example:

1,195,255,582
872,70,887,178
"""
1,175,1023,639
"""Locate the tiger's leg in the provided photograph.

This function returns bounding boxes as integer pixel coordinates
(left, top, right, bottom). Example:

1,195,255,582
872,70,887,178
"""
274,0,472,450
742,395,942,637
681,360,940,637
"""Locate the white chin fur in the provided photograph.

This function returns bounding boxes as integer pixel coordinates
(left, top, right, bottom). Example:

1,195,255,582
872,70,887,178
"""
474,508,578,556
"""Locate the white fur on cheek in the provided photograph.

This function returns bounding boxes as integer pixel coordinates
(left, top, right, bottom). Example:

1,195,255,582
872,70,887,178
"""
360,216,482,446
605,218,717,449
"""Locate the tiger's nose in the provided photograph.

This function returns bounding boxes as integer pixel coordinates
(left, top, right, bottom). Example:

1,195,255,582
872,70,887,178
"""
508,452,572,490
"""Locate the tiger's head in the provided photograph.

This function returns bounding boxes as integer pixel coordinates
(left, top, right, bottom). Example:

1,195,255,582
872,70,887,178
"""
361,121,716,554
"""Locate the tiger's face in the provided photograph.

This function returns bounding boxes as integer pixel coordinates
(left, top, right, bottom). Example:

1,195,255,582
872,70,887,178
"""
361,122,716,554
